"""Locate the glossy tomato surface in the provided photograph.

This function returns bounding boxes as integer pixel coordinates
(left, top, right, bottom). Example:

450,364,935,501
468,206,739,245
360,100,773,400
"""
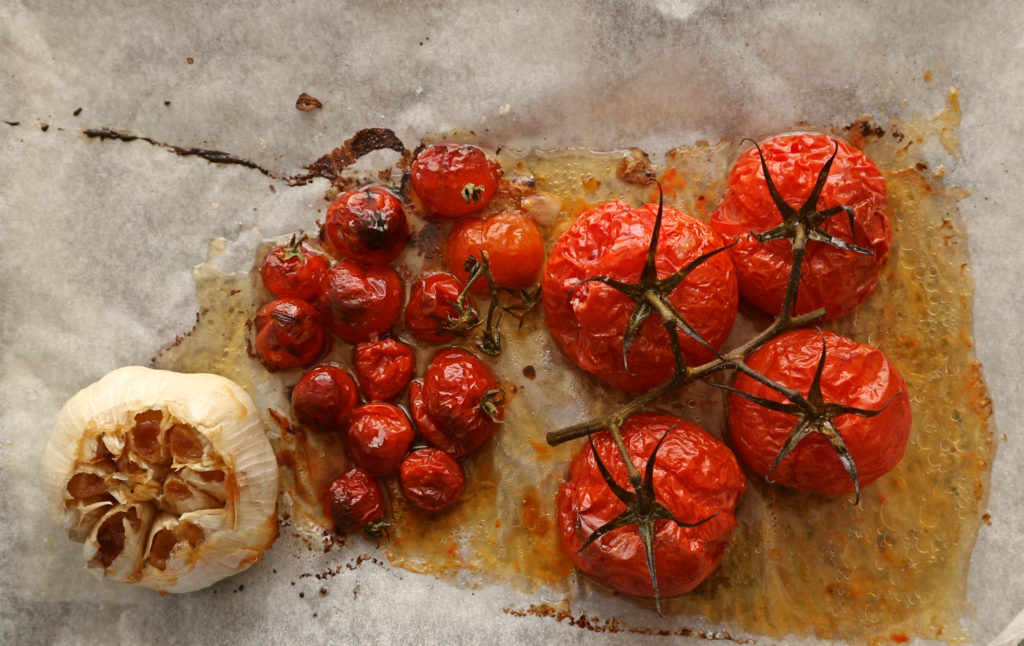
353,338,415,401
404,273,463,343
446,211,545,293
259,239,329,300
543,200,737,392
323,185,409,265
411,142,501,218
710,133,889,320
728,329,911,495
398,447,465,512
291,364,359,432
416,348,503,457
317,260,404,343
324,467,388,534
253,297,325,371
346,402,415,476
557,415,746,598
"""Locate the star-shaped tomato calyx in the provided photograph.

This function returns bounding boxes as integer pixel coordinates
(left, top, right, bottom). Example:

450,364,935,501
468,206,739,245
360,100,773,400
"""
461,182,485,203
279,233,309,264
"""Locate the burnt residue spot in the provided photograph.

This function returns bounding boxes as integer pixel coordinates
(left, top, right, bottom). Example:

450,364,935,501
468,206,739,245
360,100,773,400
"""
293,128,409,187
73,107,83,116
299,592,305,598
522,365,537,380
3,121,18,126
319,587,329,596
915,162,928,172
503,605,754,642
296,93,323,112
164,101,171,106
186,57,194,64
84,127,274,177
41,123,49,132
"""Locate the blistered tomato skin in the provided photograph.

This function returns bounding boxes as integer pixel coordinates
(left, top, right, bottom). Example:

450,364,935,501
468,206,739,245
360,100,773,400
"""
405,273,463,343
324,467,387,534
353,339,415,401
411,142,501,218
556,415,746,598
290,365,359,433
728,329,912,495
399,448,465,512
543,200,738,392
317,260,404,344
253,297,326,371
346,402,415,476
259,239,330,300
446,211,545,293
323,186,409,265
420,348,503,457
710,133,889,320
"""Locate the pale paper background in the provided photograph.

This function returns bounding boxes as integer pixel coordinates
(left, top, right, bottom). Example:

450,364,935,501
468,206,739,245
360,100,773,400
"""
2,1,1023,644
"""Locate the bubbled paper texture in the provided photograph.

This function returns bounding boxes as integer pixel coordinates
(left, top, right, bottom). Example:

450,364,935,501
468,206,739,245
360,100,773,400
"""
2,2,1024,645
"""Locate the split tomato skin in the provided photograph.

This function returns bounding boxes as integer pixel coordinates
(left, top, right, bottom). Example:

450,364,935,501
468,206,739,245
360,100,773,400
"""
446,211,545,293
543,200,738,392
411,142,501,218
324,467,388,534
353,339,415,401
317,260,404,344
290,364,360,433
253,297,326,371
710,133,889,320
323,185,409,265
404,273,463,343
556,415,746,598
728,329,912,495
346,402,415,476
418,348,502,457
399,447,465,512
259,240,330,300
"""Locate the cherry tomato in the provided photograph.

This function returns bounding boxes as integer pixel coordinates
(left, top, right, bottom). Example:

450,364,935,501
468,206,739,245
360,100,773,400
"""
323,467,388,534
557,415,746,598
323,185,409,265
259,236,330,300
446,211,545,293
404,273,463,343
710,133,890,320
727,329,911,495
411,142,501,218
417,348,503,457
398,447,465,512
543,200,738,392
317,260,404,344
253,297,325,371
353,339,415,401
291,364,359,433
345,402,415,476
407,379,444,445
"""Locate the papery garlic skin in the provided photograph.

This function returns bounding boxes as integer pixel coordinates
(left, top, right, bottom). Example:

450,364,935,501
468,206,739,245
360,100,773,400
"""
42,366,278,593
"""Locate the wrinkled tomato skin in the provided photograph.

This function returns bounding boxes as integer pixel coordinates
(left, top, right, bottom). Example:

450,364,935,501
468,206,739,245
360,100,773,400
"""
411,142,501,218
353,339,415,401
317,260,404,344
446,211,545,293
259,243,330,300
404,273,463,343
324,467,387,533
291,364,360,433
728,329,912,495
345,402,415,476
323,185,409,265
543,200,738,392
420,348,502,457
399,447,465,512
710,133,889,320
557,415,746,598
253,297,326,371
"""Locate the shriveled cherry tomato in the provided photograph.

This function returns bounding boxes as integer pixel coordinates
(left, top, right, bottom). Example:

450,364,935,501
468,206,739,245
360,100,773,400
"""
710,133,889,320
317,260,404,343
557,415,746,598
411,142,501,218
446,210,545,293
416,348,503,457
291,364,359,433
346,402,415,476
543,200,738,392
353,338,415,401
323,185,409,265
324,467,388,534
398,447,465,512
259,236,330,300
253,297,325,371
727,329,911,495
404,273,463,343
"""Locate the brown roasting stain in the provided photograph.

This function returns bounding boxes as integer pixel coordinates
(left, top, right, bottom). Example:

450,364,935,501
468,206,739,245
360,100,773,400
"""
295,93,323,112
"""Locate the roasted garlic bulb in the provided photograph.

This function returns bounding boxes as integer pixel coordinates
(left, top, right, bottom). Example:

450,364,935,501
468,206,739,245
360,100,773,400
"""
42,366,278,593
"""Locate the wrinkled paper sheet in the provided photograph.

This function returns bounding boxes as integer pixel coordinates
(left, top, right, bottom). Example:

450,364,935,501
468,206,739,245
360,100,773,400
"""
3,2,1024,644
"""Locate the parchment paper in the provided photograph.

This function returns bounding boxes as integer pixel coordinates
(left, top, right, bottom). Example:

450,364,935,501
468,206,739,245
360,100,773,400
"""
3,2,1023,644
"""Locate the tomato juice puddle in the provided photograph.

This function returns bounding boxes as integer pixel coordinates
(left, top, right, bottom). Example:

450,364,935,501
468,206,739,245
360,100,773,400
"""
153,94,992,643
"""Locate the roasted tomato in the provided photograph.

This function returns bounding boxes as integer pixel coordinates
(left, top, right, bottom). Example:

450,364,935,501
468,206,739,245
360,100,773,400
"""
411,142,501,218
259,235,330,300
398,447,465,512
317,260,404,344
727,329,911,496
345,402,415,476
253,297,325,370
557,415,746,599
291,364,359,433
353,338,415,401
404,273,463,343
446,211,545,293
709,133,889,320
323,185,409,265
324,467,388,534
413,348,503,457
543,200,738,392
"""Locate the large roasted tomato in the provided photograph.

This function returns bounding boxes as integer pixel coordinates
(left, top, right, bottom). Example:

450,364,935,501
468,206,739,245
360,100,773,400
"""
727,329,912,495
557,414,746,598
710,133,889,320
543,200,738,392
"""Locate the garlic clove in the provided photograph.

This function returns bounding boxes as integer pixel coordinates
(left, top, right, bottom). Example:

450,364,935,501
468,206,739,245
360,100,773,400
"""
84,502,156,582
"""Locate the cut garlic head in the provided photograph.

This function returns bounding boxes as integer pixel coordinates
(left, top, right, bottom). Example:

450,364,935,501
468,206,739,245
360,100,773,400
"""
42,366,279,593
